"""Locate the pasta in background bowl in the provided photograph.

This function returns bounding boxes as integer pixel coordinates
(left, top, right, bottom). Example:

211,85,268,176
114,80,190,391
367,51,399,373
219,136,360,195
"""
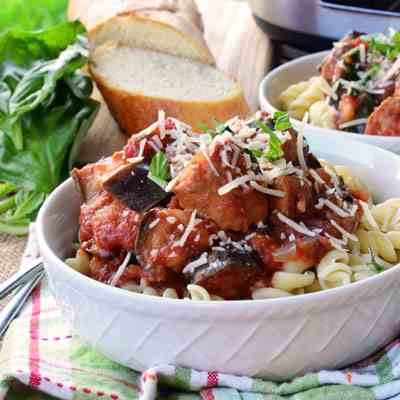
37,126,400,380
260,51,400,154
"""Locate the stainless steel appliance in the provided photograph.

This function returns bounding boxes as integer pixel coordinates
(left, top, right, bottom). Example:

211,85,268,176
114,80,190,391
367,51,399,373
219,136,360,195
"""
249,0,400,66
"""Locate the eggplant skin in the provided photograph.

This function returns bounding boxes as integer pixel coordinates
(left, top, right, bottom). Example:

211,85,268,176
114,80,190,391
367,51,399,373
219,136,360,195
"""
191,247,265,300
103,163,170,213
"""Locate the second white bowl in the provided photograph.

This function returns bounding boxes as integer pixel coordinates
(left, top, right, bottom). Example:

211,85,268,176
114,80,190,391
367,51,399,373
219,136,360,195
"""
259,51,400,154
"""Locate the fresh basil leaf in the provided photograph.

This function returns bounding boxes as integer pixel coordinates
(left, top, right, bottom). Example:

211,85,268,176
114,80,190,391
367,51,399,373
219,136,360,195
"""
9,190,45,221
0,182,15,197
0,0,68,34
0,93,98,193
274,111,292,131
197,118,226,138
0,21,85,71
256,120,284,161
0,22,98,235
149,151,171,188
0,220,29,236
9,37,88,117
0,195,15,214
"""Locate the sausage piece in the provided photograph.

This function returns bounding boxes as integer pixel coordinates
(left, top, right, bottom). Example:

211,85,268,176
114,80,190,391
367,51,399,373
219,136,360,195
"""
173,146,269,232
271,175,316,219
365,96,400,136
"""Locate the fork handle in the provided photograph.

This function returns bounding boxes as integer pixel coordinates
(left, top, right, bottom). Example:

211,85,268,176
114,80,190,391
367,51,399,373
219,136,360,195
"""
0,259,44,301
0,271,44,338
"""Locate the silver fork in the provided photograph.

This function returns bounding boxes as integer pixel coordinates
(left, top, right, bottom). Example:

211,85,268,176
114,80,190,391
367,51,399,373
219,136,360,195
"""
0,259,44,337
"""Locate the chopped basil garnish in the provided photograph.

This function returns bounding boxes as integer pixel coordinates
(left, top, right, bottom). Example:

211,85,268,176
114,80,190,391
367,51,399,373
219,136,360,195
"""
256,120,284,162
149,151,170,188
369,249,385,273
274,111,292,131
363,31,400,61
198,118,226,138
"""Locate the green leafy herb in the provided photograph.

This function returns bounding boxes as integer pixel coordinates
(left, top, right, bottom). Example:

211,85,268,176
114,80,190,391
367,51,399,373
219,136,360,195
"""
149,151,171,188
256,120,284,162
363,30,400,61
0,0,68,34
198,118,226,138
0,21,99,235
274,111,292,131
369,249,386,273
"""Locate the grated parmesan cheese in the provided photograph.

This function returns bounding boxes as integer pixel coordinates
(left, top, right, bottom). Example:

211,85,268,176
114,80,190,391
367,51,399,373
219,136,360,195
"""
309,169,327,186
148,218,160,229
323,199,351,218
176,210,197,247
202,149,220,177
110,252,131,287
218,175,252,195
182,252,208,275
297,113,308,171
138,138,147,158
249,181,285,197
158,110,166,139
339,118,368,129
276,212,316,237
166,216,177,224
330,219,359,242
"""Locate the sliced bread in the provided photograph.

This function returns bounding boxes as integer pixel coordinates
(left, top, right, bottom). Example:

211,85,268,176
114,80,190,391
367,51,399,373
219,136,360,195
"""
88,11,214,66
90,44,250,135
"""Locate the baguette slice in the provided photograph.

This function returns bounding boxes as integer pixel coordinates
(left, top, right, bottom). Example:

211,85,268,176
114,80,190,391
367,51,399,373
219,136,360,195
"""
90,44,250,135
89,12,214,65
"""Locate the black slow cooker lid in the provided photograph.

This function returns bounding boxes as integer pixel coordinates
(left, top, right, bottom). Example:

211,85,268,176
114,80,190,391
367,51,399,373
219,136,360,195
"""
249,0,400,52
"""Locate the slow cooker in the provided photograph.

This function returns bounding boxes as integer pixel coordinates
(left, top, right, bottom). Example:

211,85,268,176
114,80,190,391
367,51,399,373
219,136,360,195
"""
248,0,400,66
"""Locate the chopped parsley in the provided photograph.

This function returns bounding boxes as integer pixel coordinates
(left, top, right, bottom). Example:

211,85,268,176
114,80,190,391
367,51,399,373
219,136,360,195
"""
363,30,400,61
274,111,292,131
256,120,284,162
198,118,226,138
149,151,170,188
369,249,386,273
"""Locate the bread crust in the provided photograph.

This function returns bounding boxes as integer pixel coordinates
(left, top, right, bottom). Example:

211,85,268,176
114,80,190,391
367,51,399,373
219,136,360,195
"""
90,64,250,136
88,12,214,65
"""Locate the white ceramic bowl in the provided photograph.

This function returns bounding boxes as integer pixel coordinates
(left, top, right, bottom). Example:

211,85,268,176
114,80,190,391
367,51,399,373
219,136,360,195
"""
37,133,400,381
259,51,400,154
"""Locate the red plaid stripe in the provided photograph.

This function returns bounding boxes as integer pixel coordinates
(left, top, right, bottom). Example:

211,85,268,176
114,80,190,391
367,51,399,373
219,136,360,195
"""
207,372,219,387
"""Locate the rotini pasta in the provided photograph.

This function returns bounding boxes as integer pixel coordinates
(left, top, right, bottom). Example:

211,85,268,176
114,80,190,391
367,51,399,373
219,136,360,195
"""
272,271,315,291
65,249,90,275
252,287,292,299
317,250,352,289
309,100,336,129
278,76,326,120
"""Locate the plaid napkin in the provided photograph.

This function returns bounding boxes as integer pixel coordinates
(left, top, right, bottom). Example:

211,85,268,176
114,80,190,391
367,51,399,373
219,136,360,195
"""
2,227,400,400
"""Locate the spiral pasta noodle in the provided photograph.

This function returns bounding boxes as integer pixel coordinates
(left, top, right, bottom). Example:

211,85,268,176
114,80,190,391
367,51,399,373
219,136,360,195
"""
272,271,316,291
278,76,327,120
309,100,336,129
252,287,292,299
317,250,352,289
65,249,90,275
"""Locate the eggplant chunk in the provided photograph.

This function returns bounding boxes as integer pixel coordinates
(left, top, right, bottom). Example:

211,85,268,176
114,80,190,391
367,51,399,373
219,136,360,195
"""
103,163,170,213
189,247,264,300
